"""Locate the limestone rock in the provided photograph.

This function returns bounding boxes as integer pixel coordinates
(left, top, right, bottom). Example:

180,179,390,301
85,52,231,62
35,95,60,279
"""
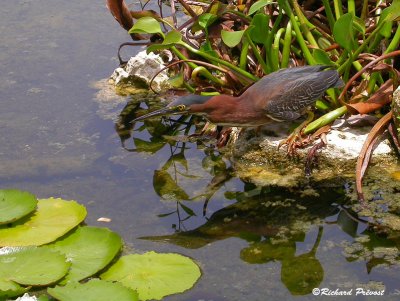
232,119,396,188
110,50,171,92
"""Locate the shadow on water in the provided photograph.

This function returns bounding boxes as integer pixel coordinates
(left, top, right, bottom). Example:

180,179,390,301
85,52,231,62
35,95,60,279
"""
115,96,400,298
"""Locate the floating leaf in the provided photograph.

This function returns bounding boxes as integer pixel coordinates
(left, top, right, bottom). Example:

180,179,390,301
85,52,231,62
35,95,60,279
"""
0,247,69,298
0,198,86,246
128,17,162,35
333,13,356,52
48,279,139,301
221,30,245,47
47,226,122,283
0,189,37,225
100,251,201,300
248,0,274,15
0,278,26,299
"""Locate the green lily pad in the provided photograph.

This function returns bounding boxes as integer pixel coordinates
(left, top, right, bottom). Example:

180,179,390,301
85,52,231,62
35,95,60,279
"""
100,251,201,300
0,247,70,298
48,279,139,301
47,226,122,282
0,198,87,246
0,189,37,225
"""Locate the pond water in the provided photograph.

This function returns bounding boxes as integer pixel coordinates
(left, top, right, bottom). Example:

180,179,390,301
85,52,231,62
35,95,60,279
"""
2,1,400,300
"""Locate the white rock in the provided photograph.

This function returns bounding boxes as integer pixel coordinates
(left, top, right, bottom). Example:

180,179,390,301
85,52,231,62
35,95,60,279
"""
255,118,392,160
12,293,38,301
110,50,171,92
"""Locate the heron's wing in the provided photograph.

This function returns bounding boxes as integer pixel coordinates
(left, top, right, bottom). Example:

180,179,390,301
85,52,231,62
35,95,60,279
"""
258,70,341,120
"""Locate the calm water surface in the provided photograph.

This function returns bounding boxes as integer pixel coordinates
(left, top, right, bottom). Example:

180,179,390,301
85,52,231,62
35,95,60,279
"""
1,1,400,300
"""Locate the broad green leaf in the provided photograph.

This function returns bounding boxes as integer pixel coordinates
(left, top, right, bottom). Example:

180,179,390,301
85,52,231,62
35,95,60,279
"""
249,14,270,44
0,278,26,299
0,198,87,246
333,13,356,52
147,44,171,53
162,30,182,45
0,247,69,297
352,15,365,35
248,0,274,15
48,279,139,301
199,40,220,58
153,170,190,200
378,7,394,38
221,30,245,47
197,13,218,30
100,251,201,301
168,73,184,88
384,0,400,22
312,49,334,65
128,17,162,35
47,226,122,282
0,189,37,225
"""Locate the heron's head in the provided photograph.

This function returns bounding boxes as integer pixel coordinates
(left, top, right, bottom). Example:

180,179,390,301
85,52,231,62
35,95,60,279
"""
132,94,213,122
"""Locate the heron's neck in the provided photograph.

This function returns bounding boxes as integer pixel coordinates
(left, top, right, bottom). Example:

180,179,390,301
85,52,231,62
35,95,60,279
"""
189,95,270,126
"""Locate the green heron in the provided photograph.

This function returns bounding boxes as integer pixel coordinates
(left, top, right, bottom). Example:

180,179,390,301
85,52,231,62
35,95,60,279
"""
133,66,343,129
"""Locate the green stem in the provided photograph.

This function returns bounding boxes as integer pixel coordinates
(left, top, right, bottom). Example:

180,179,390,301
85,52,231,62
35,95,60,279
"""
240,39,250,70
178,43,259,81
279,38,301,57
360,0,368,21
281,21,292,68
246,31,269,74
280,0,316,65
322,0,336,30
385,23,400,54
170,46,225,86
272,28,286,70
338,20,388,74
333,0,343,20
348,0,355,15
304,106,348,134
265,9,283,73
291,0,318,47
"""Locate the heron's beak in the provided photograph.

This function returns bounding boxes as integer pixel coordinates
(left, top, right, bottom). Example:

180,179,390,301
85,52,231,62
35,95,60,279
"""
132,107,188,122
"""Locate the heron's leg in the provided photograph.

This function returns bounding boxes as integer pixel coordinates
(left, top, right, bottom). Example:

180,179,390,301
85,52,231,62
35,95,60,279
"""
278,111,314,154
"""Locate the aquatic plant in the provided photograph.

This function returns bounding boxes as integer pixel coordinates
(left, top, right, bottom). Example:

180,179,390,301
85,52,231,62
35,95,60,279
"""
106,0,400,201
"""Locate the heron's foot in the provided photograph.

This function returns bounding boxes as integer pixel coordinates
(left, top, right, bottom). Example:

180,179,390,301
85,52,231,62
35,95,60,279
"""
278,130,304,155
278,111,315,156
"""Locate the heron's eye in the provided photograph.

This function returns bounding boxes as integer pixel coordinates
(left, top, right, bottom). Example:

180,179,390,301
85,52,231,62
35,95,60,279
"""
176,104,186,111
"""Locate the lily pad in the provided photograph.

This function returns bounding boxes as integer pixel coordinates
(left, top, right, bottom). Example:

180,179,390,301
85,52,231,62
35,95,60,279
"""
47,226,122,282
0,247,70,298
0,189,37,225
48,279,139,301
0,198,87,246
100,251,201,300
